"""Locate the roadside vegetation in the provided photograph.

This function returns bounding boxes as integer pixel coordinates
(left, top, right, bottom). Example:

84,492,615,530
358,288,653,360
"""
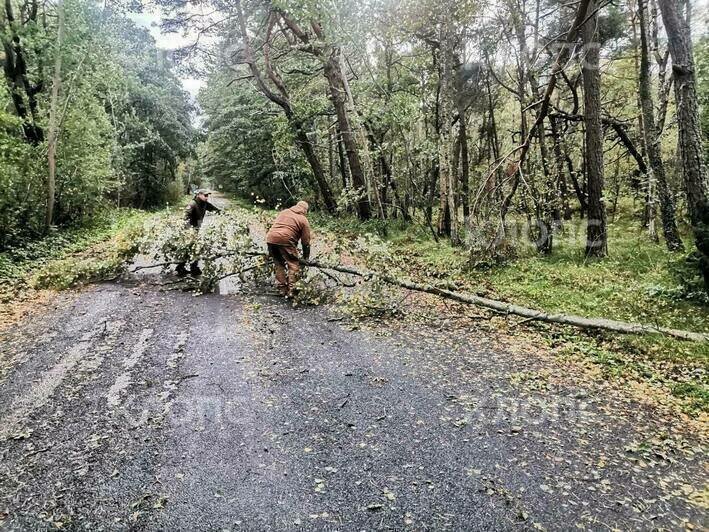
307,205,709,413
0,2,196,248
0,206,172,329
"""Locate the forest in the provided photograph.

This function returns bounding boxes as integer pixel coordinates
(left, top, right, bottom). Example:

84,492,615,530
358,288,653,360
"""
4,0,707,300
0,0,706,295
1,1,709,528
0,0,194,248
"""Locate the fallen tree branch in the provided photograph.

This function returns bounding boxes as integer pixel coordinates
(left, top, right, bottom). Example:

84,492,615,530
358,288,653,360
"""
128,252,707,342
130,261,177,271
317,268,357,288
302,259,709,343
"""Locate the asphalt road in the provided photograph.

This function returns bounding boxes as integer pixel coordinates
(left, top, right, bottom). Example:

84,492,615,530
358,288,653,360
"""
0,205,706,530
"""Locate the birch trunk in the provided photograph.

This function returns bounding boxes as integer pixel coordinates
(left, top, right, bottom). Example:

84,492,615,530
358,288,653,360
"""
46,0,65,230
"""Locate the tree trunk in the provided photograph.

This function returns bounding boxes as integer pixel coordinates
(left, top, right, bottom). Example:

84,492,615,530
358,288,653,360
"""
234,2,336,213
423,161,436,224
46,0,65,230
582,0,608,258
327,126,335,184
637,0,683,251
435,11,460,244
459,106,470,225
535,116,555,255
657,0,709,290
484,72,502,204
293,123,336,212
550,116,573,220
630,0,655,236
324,53,370,220
336,125,349,189
437,77,452,237
364,121,410,222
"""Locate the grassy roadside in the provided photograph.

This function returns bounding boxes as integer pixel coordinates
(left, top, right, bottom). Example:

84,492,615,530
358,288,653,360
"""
0,205,178,330
303,206,709,414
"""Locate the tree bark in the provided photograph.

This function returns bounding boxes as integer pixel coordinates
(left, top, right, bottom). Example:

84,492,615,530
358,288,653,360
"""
46,0,65,230
436,17,457,242
657,0,709,290
582,0,608,258
459,105,470,224
336,124,349,189
637,0,683,251
323,53,370,219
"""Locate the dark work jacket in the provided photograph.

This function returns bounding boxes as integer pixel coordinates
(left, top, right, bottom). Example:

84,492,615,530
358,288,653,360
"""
184,198,219,228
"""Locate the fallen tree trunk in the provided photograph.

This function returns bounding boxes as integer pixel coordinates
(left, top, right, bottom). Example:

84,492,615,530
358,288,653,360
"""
126,251,708,342
303,259,709,343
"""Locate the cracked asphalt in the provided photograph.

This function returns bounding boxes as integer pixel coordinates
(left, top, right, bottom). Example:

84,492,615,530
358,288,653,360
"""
0,275,706,531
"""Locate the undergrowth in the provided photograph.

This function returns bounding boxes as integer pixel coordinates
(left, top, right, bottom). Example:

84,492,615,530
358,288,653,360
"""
0,207,161,298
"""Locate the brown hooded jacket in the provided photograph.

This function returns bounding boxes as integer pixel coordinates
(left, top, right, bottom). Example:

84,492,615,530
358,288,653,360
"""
266,201,311,249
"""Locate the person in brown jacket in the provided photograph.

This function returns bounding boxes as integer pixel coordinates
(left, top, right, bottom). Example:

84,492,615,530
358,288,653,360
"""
266,201,311,296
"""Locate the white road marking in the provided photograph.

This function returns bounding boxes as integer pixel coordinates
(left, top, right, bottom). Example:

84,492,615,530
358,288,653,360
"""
78,320,125,373
106,328,154,408
0,325,105,440
167,331,189,369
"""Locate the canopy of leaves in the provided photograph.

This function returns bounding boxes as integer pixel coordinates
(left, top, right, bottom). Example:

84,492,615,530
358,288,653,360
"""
0,0,195,248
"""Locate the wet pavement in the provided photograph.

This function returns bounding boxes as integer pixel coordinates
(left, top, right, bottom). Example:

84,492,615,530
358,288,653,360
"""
0,274,706,530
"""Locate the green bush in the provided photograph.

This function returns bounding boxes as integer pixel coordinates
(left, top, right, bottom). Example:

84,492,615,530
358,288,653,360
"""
28,214,145,290
0,95,46,247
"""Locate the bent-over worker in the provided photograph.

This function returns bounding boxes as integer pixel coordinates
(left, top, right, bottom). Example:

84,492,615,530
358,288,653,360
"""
266,201,311,297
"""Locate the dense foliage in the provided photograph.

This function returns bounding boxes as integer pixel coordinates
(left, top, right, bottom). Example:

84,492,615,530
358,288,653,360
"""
158,0,708,293
199,72,298,205
0,0,195,248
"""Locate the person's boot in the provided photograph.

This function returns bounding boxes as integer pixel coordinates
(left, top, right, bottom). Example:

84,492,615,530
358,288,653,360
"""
286,284,297,300
189,265,202,277
176,263,188,277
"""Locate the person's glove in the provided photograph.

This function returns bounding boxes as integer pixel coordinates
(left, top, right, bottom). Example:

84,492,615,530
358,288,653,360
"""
302,244,311,261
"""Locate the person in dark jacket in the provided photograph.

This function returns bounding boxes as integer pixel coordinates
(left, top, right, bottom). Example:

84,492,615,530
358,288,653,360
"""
177,189,221,276
266,201,311,296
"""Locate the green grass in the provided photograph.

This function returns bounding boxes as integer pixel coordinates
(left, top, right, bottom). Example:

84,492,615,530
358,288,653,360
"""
478,221,707,331
384,217,707,330
1,209,145,278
